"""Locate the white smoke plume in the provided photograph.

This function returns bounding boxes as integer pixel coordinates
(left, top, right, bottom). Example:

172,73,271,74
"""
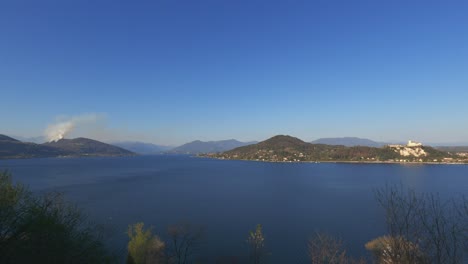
45,114,104,142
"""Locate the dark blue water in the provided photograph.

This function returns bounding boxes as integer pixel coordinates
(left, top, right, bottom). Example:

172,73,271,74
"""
1,155,467,263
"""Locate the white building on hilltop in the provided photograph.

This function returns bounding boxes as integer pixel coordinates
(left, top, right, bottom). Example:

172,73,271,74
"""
407,140,422,147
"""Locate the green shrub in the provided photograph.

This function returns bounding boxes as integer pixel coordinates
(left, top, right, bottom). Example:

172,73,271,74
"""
0,170,114,264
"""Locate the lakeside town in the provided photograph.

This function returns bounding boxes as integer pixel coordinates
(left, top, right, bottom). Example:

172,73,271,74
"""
202,136,468,164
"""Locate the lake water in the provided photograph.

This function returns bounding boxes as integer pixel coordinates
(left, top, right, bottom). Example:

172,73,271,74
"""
1,155,467,263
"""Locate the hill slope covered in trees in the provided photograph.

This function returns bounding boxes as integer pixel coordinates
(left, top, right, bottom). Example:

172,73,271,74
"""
206,135,454,163
0,135,135,159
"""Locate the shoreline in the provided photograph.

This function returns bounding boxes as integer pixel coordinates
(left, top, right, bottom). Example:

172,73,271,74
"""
199,156,468,165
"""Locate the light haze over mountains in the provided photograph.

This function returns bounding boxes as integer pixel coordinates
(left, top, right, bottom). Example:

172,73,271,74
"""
7,133,468,155
110,141,173,155
1,1,468,145
3,133,468,159
310,137,385,147
169,139,258,154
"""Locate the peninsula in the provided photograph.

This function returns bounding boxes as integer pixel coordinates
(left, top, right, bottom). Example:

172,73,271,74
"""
202,135,468,164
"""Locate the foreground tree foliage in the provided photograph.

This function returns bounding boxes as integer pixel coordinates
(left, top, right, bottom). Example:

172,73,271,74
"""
365,235,426,263
307,187,467,264
247,224,268,264
127,222,165,264
167,223,204,264
308,233,366,264
126,223,270,264
124,187,466,264
5,169,466,264
369,185,468,264
127,222,203,264
0,170,114,264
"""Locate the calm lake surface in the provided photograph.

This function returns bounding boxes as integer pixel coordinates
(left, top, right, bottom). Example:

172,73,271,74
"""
1,155,467,263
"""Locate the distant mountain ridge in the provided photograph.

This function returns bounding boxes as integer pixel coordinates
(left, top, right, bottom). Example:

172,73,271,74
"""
43,138,134,157
8,135,47,144
0,135,20,142
310,137,385,147
435,146,468,153
111,141,172,155
0,134,135,159
0,135,64,159
169,139,257,154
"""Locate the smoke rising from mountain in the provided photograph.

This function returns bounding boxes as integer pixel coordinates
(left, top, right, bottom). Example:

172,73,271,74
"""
45,114,103,142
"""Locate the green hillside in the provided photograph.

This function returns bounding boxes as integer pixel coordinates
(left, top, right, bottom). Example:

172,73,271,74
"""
208,135,454,163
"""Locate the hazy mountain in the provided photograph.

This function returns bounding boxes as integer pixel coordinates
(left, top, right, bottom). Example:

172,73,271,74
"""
0,134,65,159
111,141,172,155
169,139,257,154
435,146,468,153
310,137,385,147
0,134,135,159
427,142,468,147
43,138,135,157
0,135,20,142
9,135,47,144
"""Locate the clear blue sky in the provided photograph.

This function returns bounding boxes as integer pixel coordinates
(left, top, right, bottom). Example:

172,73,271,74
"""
1,0,467,145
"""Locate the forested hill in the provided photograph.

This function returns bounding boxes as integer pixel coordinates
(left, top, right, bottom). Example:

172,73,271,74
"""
0,134,65,159
0,135,135,159
206,135,454,163
0,135,20,142
43,138,135,157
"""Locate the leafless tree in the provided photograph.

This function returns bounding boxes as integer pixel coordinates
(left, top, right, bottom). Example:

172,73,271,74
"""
308,232,366,264
372,185,467,264
166,223,203,264
308,232,347,264
374,186,427,263
365,235,425,264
